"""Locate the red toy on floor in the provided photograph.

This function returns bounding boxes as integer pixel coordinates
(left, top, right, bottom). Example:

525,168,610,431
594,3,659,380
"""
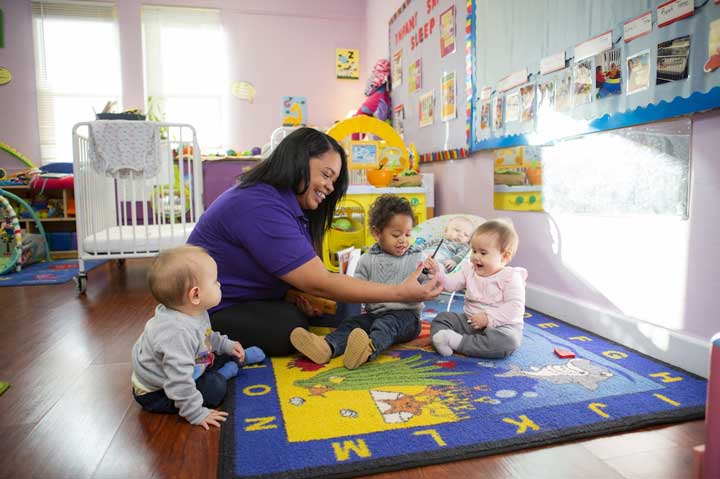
554,347,576,359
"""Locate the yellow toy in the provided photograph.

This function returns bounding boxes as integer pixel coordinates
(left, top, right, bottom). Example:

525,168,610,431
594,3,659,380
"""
322,116,427,271
327,115,416,173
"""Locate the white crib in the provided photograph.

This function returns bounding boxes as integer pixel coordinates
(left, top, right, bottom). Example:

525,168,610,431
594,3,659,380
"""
71,122,203,293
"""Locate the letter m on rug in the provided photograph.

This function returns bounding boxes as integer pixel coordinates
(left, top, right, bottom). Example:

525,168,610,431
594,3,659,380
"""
332,439,371,461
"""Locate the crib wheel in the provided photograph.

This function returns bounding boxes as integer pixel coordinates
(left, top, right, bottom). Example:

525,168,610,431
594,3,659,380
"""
75,274,87,294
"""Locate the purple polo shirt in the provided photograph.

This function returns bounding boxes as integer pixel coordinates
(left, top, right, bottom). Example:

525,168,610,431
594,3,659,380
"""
188,183,317,312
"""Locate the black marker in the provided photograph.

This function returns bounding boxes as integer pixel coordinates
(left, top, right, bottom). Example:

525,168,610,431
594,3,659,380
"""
422,238,444,275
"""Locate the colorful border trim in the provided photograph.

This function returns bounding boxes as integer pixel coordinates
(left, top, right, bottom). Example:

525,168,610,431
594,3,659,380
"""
465,0,475,150
419,147,469,163
389,0,414,27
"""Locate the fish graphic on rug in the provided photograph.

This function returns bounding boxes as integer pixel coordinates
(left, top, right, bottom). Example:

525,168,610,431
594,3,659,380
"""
495,358,613,390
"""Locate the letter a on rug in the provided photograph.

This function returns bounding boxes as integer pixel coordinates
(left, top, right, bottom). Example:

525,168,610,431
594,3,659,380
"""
219,308,706,479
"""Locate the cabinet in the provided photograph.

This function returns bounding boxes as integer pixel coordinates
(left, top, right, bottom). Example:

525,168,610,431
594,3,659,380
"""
1,184,77,259
202,157,262,207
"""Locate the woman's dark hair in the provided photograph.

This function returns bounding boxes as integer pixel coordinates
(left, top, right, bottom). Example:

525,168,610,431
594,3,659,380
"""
368,194,416,231
240,127,349,252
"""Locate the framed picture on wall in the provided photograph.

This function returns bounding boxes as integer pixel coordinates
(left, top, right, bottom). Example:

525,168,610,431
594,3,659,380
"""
336,48,359,79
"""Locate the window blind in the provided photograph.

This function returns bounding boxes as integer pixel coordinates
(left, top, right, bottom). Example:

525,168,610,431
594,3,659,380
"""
32,1,121,163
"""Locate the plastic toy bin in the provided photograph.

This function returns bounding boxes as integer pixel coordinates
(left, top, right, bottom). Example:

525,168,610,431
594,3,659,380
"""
48,232,77,251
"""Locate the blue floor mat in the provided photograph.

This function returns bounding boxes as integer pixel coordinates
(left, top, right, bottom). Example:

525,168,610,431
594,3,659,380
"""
0,259,107,286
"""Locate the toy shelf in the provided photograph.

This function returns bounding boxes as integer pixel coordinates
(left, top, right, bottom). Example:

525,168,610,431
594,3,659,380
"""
1,184,77,257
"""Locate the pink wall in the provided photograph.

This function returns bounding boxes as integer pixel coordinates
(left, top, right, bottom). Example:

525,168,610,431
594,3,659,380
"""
0,1,41,163
0,0,367,157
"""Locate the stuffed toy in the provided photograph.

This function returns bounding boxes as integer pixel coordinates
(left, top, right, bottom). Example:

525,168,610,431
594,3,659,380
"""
355,59,391,121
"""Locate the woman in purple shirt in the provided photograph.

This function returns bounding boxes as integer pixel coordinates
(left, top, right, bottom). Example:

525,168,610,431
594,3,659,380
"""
188,128,442,356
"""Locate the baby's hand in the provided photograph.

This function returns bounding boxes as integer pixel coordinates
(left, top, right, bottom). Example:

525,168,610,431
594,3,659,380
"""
230,342,245,363
198,409,228,430
467,312,489,330
443,259,457,272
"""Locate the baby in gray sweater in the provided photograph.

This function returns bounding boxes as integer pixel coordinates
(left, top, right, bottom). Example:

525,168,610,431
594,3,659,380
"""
291,195,426,370
131,245,265,429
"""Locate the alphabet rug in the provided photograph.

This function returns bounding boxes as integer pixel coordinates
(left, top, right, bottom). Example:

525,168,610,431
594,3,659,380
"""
219,299,706,479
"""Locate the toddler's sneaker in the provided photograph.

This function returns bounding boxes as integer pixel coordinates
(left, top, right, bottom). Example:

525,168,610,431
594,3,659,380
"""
343,328,374,370
290,327,332,364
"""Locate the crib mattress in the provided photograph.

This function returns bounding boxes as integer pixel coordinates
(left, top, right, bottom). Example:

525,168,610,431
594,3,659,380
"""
81,223,196,254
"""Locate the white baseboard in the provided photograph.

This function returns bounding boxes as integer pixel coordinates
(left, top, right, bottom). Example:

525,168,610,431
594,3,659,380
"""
526,283,710,378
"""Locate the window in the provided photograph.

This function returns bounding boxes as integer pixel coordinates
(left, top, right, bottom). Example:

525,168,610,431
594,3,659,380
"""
142,6,226,150
32,2,121,163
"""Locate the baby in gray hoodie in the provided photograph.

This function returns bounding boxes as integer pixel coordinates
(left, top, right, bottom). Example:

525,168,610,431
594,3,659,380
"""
131,245,264,429
291,195,426,370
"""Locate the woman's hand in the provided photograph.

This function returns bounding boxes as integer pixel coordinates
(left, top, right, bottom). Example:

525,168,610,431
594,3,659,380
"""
398,262,445,302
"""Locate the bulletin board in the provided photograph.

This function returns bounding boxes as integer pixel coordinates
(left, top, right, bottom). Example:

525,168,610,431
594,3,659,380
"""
471,0,720,151
388,0,473,163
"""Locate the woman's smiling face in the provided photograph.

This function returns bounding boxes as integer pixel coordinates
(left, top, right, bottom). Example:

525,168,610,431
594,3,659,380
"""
296,151,341,210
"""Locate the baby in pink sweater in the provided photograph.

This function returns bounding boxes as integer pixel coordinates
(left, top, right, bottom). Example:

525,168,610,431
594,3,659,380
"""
424,219,527,358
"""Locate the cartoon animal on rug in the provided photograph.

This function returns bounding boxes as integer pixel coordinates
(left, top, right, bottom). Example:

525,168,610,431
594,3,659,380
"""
495,358,614,391
370,387,445,423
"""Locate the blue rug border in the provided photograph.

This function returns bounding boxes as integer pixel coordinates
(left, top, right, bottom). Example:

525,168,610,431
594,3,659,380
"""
218,308,707,479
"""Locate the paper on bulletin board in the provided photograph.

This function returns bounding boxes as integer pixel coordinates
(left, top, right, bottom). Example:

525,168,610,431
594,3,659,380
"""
623,11,652,43
409,58,422,94
439,5,456,58
627,50,651,95
440,71,457,121
392,49,403,88
393,104,405,138
707,19,720,72
336,49,359,79
419,90,435,128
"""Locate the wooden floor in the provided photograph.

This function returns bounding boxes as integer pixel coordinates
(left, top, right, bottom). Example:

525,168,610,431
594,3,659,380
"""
0,259,705,479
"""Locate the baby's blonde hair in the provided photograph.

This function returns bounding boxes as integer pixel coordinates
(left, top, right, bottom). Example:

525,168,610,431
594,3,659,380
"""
473,218,519,259
148,245,208,308
445,215,474,231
